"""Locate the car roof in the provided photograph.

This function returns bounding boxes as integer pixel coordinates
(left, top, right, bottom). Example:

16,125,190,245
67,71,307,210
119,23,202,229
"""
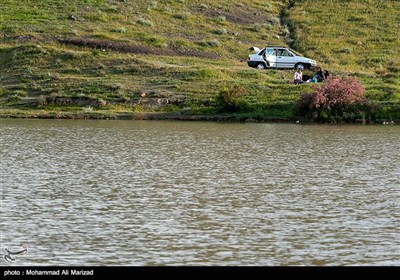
263,46,304,56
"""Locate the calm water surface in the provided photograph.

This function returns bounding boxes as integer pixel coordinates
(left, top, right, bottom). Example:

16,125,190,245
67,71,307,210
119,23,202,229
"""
1,119,399,266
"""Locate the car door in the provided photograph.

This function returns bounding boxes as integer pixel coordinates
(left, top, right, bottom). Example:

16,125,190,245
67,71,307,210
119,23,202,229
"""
264,48,277,67
277,48,296,68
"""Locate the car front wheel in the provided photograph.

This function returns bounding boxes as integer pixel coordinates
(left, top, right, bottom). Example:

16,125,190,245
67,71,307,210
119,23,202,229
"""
256,63,266,69
295,63,305,70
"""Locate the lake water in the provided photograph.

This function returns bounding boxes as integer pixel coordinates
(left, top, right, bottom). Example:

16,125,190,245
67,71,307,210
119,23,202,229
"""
1,119,399,266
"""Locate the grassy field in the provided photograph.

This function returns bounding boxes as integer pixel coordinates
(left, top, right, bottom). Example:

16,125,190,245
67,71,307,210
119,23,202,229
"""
0,0,399,121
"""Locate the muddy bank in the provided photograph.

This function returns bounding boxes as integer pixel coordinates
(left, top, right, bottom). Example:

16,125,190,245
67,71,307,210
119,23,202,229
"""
1,109,399,125
0,109,291,122
58,37,220,59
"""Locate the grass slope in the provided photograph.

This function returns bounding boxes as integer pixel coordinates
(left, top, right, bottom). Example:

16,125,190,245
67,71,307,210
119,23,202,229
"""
0,0,399,120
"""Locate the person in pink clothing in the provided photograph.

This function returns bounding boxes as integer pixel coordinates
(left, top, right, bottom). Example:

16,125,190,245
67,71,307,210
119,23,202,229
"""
293,67,303,84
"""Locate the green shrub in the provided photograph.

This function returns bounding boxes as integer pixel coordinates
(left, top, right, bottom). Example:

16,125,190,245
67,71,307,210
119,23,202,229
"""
14,90,27,97
213,28,228,35
215,15,226,22
136,17,153,26
217,85,247,113
38,95,47,106
0,88,9,97
7,95,22,103
173,13,189,20
112,27,126,34
197,39,220,48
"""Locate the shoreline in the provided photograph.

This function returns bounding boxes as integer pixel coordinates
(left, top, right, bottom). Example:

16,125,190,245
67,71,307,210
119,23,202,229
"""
0,109,292,122
0,109,399,124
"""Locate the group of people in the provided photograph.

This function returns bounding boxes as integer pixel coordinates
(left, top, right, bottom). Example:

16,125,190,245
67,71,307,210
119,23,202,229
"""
293,66,329,85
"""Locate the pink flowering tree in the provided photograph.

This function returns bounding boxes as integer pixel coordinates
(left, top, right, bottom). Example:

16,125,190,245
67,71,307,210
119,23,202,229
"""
298,76,368,122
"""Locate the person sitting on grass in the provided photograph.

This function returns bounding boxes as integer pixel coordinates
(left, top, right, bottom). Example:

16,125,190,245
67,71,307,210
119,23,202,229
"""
306,66,324,83
294,67,304,85
315,66,324,82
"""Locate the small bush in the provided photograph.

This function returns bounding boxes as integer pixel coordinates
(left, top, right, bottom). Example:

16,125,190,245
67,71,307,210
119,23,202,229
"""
217,85,247,113
137,17,154,26
173,13,189,20
145,36,167,48
252,23,273,32
335,47,352,54
92,49,101,56
271,17,280,25
83,106,94,112
387,59,400,73
252,23,261,32
0,88,8,98
14,90,27,97
7,95,22,103
197,39,220,48
199,4,208,9
298,76,368,121
213,28,227,35
174,39,188,47
38,95,47,106
215,15,226,22
183,69,219,81
112,27,126,34
148,1,158,10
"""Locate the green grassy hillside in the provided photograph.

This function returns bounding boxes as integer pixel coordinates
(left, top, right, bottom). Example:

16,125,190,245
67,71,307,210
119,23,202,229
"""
0,0,399,120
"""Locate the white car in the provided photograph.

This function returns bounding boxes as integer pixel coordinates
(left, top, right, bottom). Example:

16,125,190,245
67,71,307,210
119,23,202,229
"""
247,46,317,69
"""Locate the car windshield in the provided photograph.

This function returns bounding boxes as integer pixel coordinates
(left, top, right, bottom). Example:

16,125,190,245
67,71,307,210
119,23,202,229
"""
289,48,303,56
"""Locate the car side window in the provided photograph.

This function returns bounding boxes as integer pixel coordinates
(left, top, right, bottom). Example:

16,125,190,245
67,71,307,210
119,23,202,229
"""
282,50,293,57
266,48,274,55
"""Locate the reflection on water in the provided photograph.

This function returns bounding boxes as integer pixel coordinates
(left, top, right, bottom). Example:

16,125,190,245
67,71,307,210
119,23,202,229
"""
1,119,399,265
